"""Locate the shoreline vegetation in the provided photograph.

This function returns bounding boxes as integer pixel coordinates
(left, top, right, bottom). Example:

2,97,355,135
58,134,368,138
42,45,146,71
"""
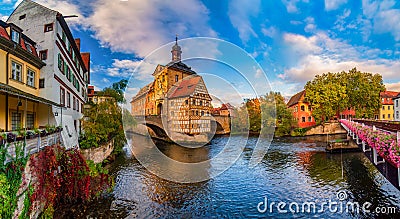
0,141,113,218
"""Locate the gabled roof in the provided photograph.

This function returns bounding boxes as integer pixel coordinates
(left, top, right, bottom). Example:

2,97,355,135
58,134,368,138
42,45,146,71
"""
381,91,400,104
166,61,196,75
287,90,306,107
131,82,153,102
0,20,44,68
168,76,201,99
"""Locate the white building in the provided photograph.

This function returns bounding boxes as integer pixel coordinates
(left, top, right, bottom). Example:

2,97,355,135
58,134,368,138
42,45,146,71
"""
8,0,90,148
394,94,400,121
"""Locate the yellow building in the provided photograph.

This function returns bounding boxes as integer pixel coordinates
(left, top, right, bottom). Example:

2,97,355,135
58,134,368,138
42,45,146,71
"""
131,37,212,135
0,21,59,132
377,91,399,121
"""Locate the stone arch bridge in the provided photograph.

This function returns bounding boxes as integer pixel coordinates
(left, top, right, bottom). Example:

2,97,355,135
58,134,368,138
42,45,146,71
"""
131,115,231,140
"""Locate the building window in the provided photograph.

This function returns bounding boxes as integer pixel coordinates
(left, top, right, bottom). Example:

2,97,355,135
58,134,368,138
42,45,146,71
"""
396,111,399,119
19,14,26,20
67,92,71,108
301,105,305,111
62,31,66,43
383,114,385,119
27,69,35,87
302,117,306,123
388,106,391,110
196,110,199,116
192,100,196,105
11,61,23,82
60,87,65,106
26,113,34,129
388,114,391,119
81,103,83,113
175,75,179,82
67,67,71,81
76,99,80,112
201,111,204,116
25,41,32,53
308,117,312,122
58,54,64,73
11,30,20,43
397,100,399,107
39,79,45,88
382,106,385,110
185,100,188,105
44,23,53,32
11,112,21,131
294,106,298,112
308,106,312,111
73,96,76,110
39,50,48,60
200,100,203,106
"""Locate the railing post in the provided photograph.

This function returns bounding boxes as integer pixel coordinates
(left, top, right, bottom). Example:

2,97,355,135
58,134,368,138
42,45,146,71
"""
37,135,40,153
397,131,400,143
373,148,385,165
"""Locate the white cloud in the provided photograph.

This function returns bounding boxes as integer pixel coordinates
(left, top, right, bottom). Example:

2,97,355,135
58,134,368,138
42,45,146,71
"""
254,67,263,78
282,0,309,13
324,0,348,11
106,59,153,80
280,32,400,83
228,0,260,44
374,9,400,41
88,0,217,57
385,82,400,91
361,0,400,41
0,15,8,21
304,17,316,33
334,9,351,31
261,26,278,38
32,0,86,28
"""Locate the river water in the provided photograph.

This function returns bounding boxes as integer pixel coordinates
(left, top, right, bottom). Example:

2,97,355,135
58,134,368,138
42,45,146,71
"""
60,135,400,218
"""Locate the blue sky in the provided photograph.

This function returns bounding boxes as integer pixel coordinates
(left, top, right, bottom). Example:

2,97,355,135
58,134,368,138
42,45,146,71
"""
1,0,400,104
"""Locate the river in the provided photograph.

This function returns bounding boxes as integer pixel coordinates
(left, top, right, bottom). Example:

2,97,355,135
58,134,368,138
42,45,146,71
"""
59,134,400,218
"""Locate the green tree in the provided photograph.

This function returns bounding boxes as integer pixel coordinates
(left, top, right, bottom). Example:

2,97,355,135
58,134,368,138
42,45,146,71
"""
305,68,385,123
231,92,294,137
261,92,294,137
80,79,135,154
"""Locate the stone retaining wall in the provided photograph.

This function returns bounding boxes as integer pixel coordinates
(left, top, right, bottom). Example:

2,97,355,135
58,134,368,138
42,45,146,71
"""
80,139,114,163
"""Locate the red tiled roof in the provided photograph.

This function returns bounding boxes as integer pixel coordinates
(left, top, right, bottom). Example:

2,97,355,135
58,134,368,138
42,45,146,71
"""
287,90,306,107
0,26,10,40
380,91,399,105
81,53,90,72
168,76,201,98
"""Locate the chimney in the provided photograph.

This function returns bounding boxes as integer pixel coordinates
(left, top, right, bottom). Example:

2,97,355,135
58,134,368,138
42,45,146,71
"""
75,38,81,51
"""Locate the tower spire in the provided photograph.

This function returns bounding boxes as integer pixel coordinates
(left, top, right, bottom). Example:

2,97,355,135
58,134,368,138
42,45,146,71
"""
171,34,182,62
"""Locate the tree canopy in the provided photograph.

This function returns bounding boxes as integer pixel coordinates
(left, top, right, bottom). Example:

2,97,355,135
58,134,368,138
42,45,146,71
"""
304,68,385,123
231,92,294,137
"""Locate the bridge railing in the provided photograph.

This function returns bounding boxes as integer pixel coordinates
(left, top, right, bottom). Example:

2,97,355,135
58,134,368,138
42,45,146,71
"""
340,119,400,189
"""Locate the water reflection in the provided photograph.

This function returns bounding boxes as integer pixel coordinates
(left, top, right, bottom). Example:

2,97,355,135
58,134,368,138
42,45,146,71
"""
59,136,400,218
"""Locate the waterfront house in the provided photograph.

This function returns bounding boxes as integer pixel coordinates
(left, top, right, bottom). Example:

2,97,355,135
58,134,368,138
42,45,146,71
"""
8,0,91,148
131,37,212,135
287,90,316,128
0,20,60,132
167,75,212,134
376,91,399,121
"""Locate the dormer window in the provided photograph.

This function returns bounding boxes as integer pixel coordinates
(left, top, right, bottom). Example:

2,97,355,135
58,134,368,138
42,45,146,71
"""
25,41,32,53
11,30,20,44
